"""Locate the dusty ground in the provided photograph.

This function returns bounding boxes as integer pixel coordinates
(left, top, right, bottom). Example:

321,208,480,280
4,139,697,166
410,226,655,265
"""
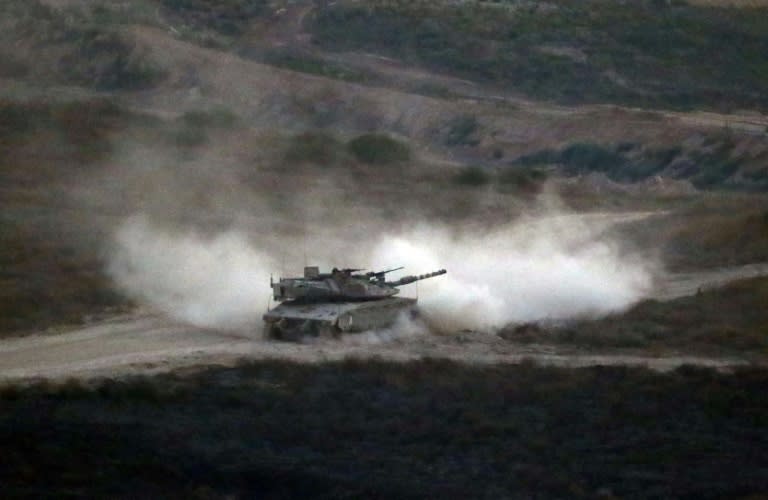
2,262,765,382
2,2,767,384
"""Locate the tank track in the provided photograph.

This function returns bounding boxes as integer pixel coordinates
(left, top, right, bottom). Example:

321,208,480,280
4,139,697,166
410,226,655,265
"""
264,297,417,341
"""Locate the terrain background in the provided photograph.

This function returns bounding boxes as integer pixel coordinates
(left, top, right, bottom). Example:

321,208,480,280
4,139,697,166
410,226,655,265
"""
1,0,768,497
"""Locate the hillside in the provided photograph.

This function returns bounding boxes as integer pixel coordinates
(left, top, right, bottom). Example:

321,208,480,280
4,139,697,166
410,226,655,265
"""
1,0,767,191
2,3,768,498
0,0,767,338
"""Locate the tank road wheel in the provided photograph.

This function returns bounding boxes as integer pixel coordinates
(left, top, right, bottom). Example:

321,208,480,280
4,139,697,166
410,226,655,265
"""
264,319,340,341
337,313,354,333
266,319,304,342
265,322,281,340
318,323,341,339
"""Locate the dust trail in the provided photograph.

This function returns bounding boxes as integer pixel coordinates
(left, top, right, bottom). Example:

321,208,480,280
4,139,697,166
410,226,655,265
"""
108,215,274,330
370,213,655,331
338,312,429,345
107,209,655,334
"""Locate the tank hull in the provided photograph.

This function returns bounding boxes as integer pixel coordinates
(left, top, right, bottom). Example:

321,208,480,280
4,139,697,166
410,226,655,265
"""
263,297,417,341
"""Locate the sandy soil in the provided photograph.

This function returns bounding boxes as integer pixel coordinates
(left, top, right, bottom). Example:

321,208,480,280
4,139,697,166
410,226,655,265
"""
1,262,765,382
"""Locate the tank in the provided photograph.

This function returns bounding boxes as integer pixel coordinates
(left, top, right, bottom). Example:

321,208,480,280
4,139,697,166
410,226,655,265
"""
263,266,447,340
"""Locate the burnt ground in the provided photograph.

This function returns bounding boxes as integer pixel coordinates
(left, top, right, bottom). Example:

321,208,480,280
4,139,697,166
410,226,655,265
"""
1,360,767,499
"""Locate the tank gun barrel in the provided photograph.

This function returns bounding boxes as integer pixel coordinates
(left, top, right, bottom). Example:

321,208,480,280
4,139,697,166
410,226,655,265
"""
386,269,446,287
366,266,404,278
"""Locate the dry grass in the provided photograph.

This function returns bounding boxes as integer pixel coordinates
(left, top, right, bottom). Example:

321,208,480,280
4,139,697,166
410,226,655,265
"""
512,276,768,356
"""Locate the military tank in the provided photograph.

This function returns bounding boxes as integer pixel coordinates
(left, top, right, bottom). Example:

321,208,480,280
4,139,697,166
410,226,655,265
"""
263,266,446,340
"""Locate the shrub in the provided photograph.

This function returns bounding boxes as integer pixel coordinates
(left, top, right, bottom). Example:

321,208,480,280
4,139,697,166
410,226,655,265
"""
172,125,208,147
160,0,269,37
347,133,410,165
453,166,490,187
559,143,624,174
498,167,547,190
444,114,479,146
60,29,165,90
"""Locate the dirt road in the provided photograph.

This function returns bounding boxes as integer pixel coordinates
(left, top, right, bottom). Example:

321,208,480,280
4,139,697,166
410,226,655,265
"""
1,262,765,382
0,313,752,382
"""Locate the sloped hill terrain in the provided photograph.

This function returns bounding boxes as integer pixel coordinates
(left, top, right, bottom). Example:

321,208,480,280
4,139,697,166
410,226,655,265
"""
3,0,768,189
1,2,768,498
1,0,768,340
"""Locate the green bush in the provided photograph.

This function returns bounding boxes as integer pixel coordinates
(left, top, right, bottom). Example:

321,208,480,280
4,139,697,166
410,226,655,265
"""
453,166,490,187
498,167,547,190
61,29,165,91
559,143,624,174
347,133,410,165
444,114,479,146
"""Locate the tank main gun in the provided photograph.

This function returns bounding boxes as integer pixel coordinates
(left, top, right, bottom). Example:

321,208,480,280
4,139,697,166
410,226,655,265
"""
386,269,447,287
366,266,404,282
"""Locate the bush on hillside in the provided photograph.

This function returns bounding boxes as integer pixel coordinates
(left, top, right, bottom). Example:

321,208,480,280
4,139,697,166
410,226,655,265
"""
453,166,491,186
347,133,410,165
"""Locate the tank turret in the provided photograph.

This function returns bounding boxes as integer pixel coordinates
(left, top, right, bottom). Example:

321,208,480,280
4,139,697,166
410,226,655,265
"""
270,267,446,303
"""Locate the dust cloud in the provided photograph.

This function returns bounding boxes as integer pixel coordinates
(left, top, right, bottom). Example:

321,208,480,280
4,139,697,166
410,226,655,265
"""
369,214,655,331
108,215,274,330
107,208,656,334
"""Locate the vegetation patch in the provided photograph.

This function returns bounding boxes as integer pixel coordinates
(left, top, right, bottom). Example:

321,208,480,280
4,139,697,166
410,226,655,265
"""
497,167,548,193
1,360,767,497
661,209,768,269
347,133,411,165
0,217,128,337
61,29,165,91
311,0,768,111
0,98,125,165
0,99,146,336
453,165,491,187
0,1,165,90
506,276,768,355
444,114,480,146
160,0,269,38
511,140,764,190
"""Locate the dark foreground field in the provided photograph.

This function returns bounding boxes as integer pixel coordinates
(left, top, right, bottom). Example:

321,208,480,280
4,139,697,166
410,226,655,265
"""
1,360,766,499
